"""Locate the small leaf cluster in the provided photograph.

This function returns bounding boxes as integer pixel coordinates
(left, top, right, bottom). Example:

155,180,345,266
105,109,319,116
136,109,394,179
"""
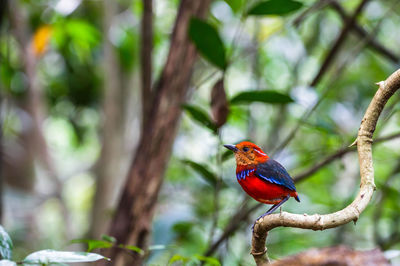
0,225,108,265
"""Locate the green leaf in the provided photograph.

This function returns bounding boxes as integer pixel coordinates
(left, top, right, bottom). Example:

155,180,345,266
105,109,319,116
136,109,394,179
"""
188,18,227,70
224,0,244,13
23,250,109,264
182,104,218,133
70,239,113,252
182,160,217,186
101,234,116,243
119,244,144,255
222,150,234,162
172,221,194,235
247,0,303,16
195,255,221,266
230,90,294,105
0,260,16,266
169,254,189,265
0,226,12,260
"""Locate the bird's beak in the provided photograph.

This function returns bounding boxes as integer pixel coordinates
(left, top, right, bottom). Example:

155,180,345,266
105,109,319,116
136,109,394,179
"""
224,144,238,152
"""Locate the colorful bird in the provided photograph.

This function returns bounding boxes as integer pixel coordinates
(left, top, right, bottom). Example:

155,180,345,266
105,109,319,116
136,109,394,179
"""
224,141,300,218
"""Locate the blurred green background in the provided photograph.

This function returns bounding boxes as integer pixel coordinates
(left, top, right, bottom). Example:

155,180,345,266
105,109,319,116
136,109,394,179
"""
1,0,400,265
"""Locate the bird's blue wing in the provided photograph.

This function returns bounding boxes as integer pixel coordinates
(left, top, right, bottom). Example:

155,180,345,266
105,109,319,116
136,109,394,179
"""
255,159,297,191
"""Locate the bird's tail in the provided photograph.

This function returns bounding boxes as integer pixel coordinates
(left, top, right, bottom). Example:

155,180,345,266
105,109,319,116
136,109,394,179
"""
294,193,300,202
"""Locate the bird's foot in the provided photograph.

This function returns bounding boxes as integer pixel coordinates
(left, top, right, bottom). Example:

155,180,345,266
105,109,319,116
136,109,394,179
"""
252,211,273,232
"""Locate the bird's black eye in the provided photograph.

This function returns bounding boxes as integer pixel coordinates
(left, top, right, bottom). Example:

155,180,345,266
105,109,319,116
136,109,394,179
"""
243,147,249,152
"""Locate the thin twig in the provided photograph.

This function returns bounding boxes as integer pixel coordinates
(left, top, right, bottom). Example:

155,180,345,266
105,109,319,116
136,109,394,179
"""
293,0,335,27
272,0,383,156
329,1,399,64
310,0,370,87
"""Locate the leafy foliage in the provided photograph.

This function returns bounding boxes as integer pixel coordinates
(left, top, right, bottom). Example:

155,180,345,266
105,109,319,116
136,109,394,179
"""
0,226,12,261
23,250,109,264
247,0,303,16
2,0,400,265
189,18,227,70
182,160,218,186
182,104,218,133
230,90,294,104
71,239,113,252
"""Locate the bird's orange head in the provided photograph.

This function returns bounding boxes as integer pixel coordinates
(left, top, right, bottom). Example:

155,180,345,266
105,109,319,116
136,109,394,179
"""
224,141,269,166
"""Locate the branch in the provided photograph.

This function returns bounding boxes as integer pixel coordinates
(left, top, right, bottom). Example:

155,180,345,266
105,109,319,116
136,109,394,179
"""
272,0,375,156
141,0,153,130
293,131,400,183
310,0,370,87
103,1,212,265
204,131,400,256
329,1,399,64
293,0,334,27
251,68,400,265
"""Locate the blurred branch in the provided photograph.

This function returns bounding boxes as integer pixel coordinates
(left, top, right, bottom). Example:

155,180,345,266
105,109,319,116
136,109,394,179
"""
293,0,334,27
8,0,73,237
141,0,154,130
310,0,370,87
329,1,400,64
294,131,400,183
103,1,212,265
251,69,400,265
294,0,399,64
272,0,382,156
90,0,125,238
204,198,255,257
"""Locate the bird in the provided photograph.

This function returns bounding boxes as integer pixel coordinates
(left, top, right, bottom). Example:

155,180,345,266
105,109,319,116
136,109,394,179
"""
224,141,300,219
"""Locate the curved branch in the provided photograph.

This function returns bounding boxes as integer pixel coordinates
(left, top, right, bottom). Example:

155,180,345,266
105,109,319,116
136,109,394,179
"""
204,132,400,257
251,68,400,265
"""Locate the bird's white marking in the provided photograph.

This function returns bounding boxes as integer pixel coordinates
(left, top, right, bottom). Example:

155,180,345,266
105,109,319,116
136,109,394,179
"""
254,149,267,156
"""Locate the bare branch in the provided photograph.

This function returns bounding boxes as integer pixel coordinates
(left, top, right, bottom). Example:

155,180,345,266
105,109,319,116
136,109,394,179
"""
293,131,400,183
329,1,399,64
293,0,334,27
310,0,370,87
204,131,400,256
251,68,400,265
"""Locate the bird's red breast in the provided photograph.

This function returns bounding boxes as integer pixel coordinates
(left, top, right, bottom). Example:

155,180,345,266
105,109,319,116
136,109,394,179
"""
236,165,298,204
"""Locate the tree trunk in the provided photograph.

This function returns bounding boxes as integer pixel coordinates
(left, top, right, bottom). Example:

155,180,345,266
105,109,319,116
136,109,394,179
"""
103,0,212,265
89,0,127,239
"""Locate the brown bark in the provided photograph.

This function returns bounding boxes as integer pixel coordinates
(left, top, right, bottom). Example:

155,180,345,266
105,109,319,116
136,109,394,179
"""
141,0,153,130
104,0,212,265
271,246,389,266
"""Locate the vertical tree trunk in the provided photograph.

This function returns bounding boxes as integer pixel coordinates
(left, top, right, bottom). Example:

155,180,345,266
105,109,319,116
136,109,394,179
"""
141,0,153,131
90,0,126,239
104,0,212,265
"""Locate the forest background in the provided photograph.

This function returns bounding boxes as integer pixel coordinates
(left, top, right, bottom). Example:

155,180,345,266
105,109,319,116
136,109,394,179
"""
1,0,400,265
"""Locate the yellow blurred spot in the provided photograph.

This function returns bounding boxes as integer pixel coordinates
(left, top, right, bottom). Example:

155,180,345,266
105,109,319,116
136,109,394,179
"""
258,16,284,42
31,25,52,57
